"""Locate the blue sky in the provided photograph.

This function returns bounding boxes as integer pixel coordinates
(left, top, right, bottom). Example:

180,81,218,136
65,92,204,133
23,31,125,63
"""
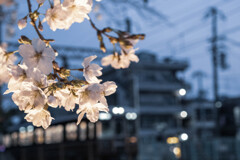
5,0,240,100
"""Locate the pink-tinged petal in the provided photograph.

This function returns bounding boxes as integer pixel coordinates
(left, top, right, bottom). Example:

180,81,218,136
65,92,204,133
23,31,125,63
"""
82,55,97,68
32,39,46,53
86,108,99,123
99,97,108,107
83,71,101,83
89,64,102,72
120,58,130,69
103,81,117,96
38,58,53,75
47,96,59,108
19,44,35,58
129,54,139,63
42,48,56,60
77,111,86,125
101,54,113,66
95,103,109,112
53,0,61,6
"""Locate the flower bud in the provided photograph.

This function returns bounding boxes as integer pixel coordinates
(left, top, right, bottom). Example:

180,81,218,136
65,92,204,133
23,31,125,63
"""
37,0,45,4
18,35,31,44
18,17,27,30
38,21,43,32
100,42,106,53
102,27,112,33
52,61,60,71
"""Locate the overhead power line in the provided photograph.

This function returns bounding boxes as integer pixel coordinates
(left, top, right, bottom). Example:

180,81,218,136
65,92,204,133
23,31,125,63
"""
145,0,233,35
145,3,240,51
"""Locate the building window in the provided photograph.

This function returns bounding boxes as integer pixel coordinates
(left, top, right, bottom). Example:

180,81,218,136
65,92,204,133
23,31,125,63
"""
66,123,77,141
79,121,87,141
96,122,102,139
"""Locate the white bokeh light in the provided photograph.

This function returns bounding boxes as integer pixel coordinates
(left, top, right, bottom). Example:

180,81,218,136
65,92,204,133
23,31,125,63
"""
179,88,186,96
112,107,125,115
126,112,137,120
180,133,188,141
180,111,188,118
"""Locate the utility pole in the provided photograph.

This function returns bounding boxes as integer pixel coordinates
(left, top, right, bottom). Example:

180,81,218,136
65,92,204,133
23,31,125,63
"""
205,7,225,102
206,7,219,103
205,7,225,136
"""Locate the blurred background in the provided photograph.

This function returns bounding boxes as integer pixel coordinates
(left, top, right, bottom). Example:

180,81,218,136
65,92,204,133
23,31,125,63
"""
1,0,240,159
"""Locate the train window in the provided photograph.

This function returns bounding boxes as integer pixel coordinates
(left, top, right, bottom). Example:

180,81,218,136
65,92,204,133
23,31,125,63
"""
79,121,87,141
66,123,77,141
3,134,11,148
54,125,64,143
19,127,27,146
11,132,18,146
35,128,44,144
88,123,95,139
96,122,102,139
45,125,64,144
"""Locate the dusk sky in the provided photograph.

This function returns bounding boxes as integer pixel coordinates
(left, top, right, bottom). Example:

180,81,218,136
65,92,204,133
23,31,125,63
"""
6,0,240,100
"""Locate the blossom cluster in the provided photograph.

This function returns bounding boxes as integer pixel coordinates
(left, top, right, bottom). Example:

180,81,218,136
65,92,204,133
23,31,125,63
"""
0,0,145,129
4,38,117,129
101,35,141,69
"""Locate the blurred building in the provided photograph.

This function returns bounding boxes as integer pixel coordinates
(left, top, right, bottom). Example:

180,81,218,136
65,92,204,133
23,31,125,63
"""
1,51,190,160
188,99,215,138
103,52,190,160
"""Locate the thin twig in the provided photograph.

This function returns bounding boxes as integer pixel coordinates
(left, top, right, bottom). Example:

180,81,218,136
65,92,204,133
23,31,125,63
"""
26,0,45,40
89,18,113,39
70,68,84,71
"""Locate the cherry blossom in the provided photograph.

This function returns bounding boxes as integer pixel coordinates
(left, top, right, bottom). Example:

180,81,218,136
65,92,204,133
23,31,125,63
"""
101,52,121,69
63,0,92,24
11,82,47,112
43,3,70,31
0,47,16,85
4,64,27,94
44,0,92,31
119,48,139,68
77,102,108,124
19,39,56,75
101,49,139,69
82,55,102,83
76,81,117,124
25,109,53,129
52,88,78,111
